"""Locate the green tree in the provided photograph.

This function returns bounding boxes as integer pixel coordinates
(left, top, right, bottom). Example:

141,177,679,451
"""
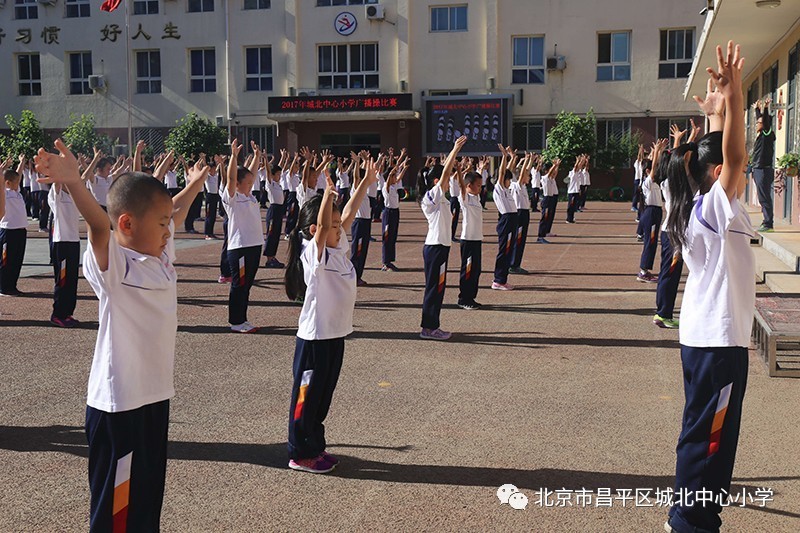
542,110,597,169
164,113,228,160
1,110,48,159
594,131,642,174
61,114,115,156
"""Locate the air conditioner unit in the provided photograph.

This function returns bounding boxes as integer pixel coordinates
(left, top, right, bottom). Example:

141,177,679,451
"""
215,115,225,127
88,75,106,91
366,4,384,20
546,56,566,71
297,89,317,97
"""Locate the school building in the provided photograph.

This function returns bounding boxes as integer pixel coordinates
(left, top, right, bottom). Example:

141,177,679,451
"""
686,0,800,226
1,0,705,189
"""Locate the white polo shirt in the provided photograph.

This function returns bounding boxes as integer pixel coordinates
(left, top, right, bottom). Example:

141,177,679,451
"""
1,188,28,229
459,192,483,241
355,193,371,219
383,182,400,209
368,176,379,198
315,171,327,191
336,170,351,189
297,236,356,341
30,169,41,193
297,186,317,208
511,180,530,210
493,181,516,215
642,176,663,207
266,179,285,205
567,170,581,194
449,176,461,200
48,187,80,243
661,186,672,233
89,175,112,207
205,172,219,195
421,182,452,246
634,160,644,182
542,174,558,197
481,169,489,186
164,171,179,189
680,181,755,348
280,170,290,191
531,168,542,189
221,188,263,250
287,172,301,193
582,169,591,186
22,169,31,188
82,227,178,413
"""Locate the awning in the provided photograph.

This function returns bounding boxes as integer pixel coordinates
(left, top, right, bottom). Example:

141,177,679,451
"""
684,0,800,100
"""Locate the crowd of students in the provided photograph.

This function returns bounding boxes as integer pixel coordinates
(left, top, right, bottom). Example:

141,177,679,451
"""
0,40,756,533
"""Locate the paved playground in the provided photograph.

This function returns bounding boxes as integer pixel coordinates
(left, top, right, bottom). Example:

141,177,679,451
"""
1,201,798,532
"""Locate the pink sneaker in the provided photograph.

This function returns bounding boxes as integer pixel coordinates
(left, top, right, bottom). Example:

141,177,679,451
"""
288,455,335,474
218,276,232,284
491,282,514,291
321,451,339,465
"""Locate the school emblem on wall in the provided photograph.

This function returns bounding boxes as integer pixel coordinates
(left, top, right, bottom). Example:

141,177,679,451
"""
335,12,358,36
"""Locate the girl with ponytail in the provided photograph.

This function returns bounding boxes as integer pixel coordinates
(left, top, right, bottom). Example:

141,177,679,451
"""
664,41,754,533
284,158,377,474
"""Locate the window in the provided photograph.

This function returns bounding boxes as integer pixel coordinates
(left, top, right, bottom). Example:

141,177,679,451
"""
17,54,41,96
762,62,779,101
136,50,161,94
244,0,269,8
788,45,798,153
597,31,631,81
430,5,467,32
596,119,631,148
512,36,545,84
320,132,380,158
245,47,273,91
746,80,760,109
68,52,93,95
318,43,378,90
188,0,213,12
512,121,546,151
316,0,377,6
245,127,275,154
659,28,694,79
66,0,91,18
428,89,468,96
134,0,158,14
15,0,37,19
656,118,690,140
190,49,216,92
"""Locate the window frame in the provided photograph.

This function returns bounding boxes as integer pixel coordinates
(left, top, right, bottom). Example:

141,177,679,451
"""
243,0,270,9
512,120,546,152
133,0,159,15
136,49,162,94
430,5,468,33
315,0,377,6
658,27,694,79
511,35,546,85
596,118,631,149
15,0,38,20
65,0,91,18
317,42,379,90
67,51,93,95
244,46,273,92
188,0,214,13
597,31,631,82
189,48,217,93
17,53,42,96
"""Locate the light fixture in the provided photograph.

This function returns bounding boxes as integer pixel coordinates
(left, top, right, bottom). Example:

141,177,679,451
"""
756,0,781,8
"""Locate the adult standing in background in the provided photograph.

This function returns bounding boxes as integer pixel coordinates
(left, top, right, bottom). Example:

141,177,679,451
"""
752,97,776,232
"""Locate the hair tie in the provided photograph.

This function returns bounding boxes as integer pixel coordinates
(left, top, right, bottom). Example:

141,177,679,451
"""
686,141,698,152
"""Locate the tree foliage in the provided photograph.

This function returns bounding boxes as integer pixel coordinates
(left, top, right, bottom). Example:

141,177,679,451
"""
542,110,597,169
61,114,115,156
594,131,642,174
164,113,228,160
1,110,49,159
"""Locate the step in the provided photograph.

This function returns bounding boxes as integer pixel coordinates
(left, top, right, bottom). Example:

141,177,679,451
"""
752,245,795,285
760,231,800,271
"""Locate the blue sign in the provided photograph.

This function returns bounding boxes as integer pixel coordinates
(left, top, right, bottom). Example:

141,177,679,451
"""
335,12,358,36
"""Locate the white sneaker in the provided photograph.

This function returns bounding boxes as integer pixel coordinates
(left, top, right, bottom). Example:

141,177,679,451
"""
231,321,259,333
491,282,514,291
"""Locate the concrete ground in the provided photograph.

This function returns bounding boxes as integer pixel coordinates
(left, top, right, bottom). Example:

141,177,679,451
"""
1,201,799,532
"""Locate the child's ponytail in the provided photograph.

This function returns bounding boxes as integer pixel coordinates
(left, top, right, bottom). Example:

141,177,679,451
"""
666,132,722,250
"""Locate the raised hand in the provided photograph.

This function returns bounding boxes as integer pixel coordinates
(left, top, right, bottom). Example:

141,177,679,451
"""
670,123,687,148
688,118,702,143
693,77,725,119
33,139,81,185
707,40,744,100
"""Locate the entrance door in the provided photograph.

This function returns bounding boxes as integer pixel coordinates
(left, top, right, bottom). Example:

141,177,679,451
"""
320,133,381,158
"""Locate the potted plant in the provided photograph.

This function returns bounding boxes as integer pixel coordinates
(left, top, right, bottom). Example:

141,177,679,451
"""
777,152,800,177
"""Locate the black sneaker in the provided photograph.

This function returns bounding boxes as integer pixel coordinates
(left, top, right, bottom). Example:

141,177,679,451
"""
458,302,480,310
